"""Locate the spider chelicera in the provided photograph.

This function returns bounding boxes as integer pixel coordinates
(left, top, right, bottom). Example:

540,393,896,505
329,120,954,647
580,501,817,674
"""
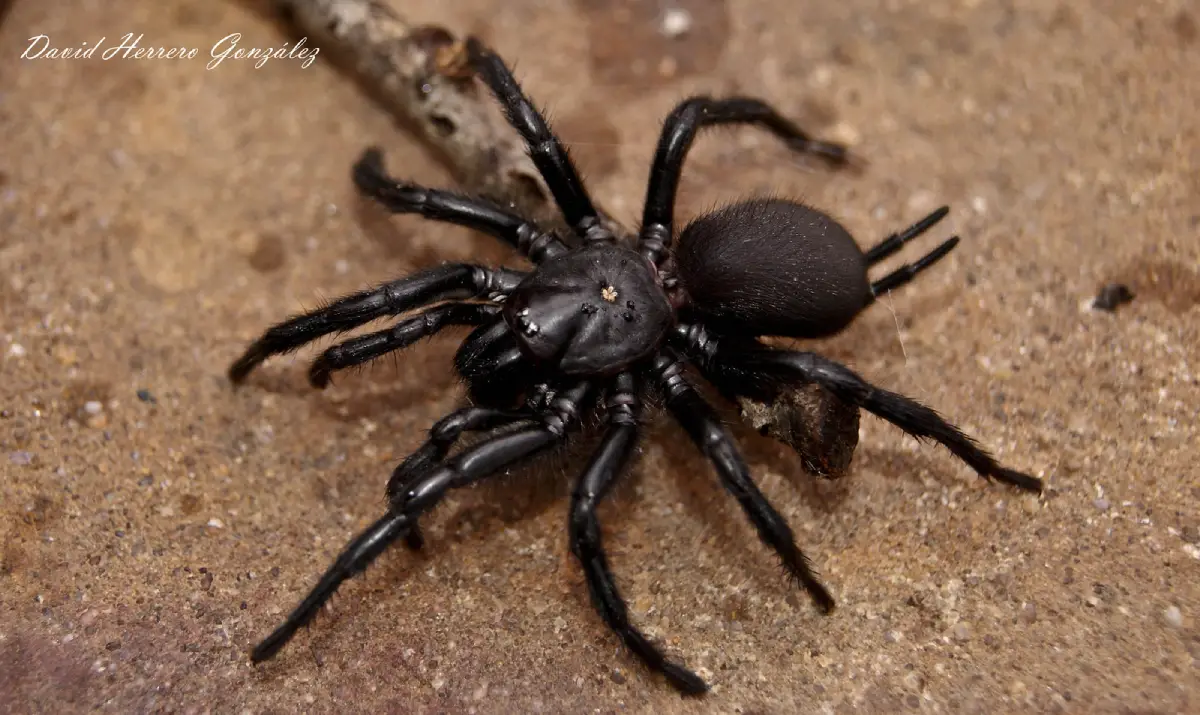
230,38,1043,694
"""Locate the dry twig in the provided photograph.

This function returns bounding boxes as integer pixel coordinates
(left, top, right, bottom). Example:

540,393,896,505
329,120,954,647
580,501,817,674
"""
273,0,554,221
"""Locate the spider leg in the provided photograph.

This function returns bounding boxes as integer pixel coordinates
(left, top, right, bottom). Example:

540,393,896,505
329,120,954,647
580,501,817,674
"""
308,302,501,388
228,264,523,383
683,353,861,478
639,96,850,264
354,148,568,263
390,405,538,552
465,38,612,242
454,319,535,406
386,406,538,502
650,351,836,612
390,383,557,550
671,326,1042,492
568,373,708,695
250,382,594,663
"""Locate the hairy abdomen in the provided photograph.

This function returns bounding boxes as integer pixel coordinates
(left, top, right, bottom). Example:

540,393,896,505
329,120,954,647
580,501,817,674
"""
673,198,871,338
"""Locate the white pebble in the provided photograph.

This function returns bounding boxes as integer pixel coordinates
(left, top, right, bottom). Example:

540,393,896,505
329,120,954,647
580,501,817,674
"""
1164,605,1183,628
84,401,103,415
8,343,26,358
661,8,693,38
207,517,225,529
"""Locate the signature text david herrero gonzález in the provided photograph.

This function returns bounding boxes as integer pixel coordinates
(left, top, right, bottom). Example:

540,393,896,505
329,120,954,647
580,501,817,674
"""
21,32,319,70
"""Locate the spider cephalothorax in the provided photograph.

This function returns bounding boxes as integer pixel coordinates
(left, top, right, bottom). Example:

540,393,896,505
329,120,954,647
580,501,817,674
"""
230,38,1042,694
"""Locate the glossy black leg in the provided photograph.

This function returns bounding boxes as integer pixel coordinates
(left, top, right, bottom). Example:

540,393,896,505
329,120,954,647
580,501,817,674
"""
249,382,593,663
465,38,610,240
568,373,708,695
308,303,501,388
385,406,537,501
671,327,1043,493
354,148,568,262
639,96,849,264
650,352,836,612
229,264,523,383
250,512,411,662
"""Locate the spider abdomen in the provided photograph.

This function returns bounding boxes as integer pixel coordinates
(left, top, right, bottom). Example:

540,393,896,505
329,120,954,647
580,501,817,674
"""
673,198,871,338
503,244,673,375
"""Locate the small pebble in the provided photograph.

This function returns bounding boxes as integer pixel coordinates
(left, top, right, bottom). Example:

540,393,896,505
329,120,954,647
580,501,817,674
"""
951,622,972,642
136,389,156,403
1093,498,1110,511
828,120,861,147
8,343,26,358
660,8,693,38
207,518,224,529
9,451,33,465
1163,605,1183,628
1010,680,1029,700
84,401,103,415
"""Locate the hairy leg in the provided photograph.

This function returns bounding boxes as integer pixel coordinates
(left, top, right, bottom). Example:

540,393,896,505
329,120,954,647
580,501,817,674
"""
308,302,501,388
671,325,1042,492
466,38,610,241
229,264,523,383
354,148,568,262
639,96,849,264
250,382,593,663
651,351,836,611
568,373,708,694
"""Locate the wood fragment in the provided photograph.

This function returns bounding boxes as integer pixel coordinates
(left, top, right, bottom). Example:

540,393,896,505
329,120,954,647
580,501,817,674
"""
273,0,554,221
738,384,860,479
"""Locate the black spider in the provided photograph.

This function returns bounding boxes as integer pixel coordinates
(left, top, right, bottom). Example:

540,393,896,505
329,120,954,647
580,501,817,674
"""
230,39,1043,694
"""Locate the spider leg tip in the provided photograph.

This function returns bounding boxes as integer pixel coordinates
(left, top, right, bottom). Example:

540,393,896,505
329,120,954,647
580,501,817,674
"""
308,365,332,390
354,147,386,174
663,664,709,696
249,639,279,665
994,467,1044,493
227,361,254,386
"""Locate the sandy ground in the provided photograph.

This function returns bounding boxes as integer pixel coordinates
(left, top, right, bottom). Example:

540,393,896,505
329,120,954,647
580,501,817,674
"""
2,0,1198,712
